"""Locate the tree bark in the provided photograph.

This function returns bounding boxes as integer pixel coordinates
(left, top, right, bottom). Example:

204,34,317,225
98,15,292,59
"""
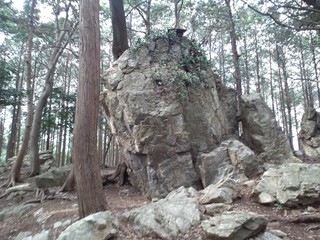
29,2,74,176
109,0,129,60
74,0,108,218
2,0,36,187
225,0,242,100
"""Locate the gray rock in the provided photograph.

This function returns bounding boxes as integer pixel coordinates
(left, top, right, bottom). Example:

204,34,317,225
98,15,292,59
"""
15,231,32,240
240,94,300,164
57,211,118,240
123,193,200,238
0,204,37,221
23,230,49,240
35,165,71,188
268,229,287,238
253,163,320,206
201,211,267,240
101,35,229,198
299,108,320,159
204,203,232,216
258,192,276,205
200,178,241,205
198,139,260,188
254,231,282,240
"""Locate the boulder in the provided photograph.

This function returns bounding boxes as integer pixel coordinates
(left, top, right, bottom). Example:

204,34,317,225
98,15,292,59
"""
240,94,300,164
57,211,118,240
299,108,320,160
197,139,259,187
122,187,200,239
101,33,229,198
22,230,49,240
200,178,241,205
35,165,71,188
201,211,267,240
0,204,37,221
253,163,320,206
253,231,282,240
204,203,232,216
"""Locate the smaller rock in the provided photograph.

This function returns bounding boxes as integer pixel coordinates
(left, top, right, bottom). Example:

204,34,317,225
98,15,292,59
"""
15,231,32,240
202,211,267,240
204,203,232,216
54,220,71,229
243,180,256,188
57,211,118,240
258,192,276,205
166,186,198,199
23,230,49,240
269,229,288,238
306,206,317,212
254,231,282,240
35,165,71,188
36,212,53,224
200,178,241,205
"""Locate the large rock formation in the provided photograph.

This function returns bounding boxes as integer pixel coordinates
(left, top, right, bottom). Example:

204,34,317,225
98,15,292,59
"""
240,94,300,164
101,33,230,198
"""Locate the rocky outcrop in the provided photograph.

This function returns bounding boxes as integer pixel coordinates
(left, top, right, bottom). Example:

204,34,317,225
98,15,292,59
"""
201,211,268,240
57,211,118,240
298,107,320,160
240,94,300,164
101,34,229,198
253,163,320,206
122,187,200,239
197,139,260,187
35,165,71,189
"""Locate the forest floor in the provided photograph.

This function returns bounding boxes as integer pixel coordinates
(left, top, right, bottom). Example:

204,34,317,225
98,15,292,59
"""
0,163,320,240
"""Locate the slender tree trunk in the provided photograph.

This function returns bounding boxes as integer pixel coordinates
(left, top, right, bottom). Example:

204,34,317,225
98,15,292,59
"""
254,30,261,95
310,34,320,107
243,32,250,94
29,3,74,176
225,0,242,100
269,47,276,116
2,0,37,187
74,0,108,218
109,0,129,60
6,43,25,160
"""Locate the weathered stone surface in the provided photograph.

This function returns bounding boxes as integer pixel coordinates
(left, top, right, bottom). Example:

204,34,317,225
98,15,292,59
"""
101,35,229,198
253,163,320,206
57,211,118,240
299,108,320,160
23,230,49,240
200,178,241,205
253,231,282,240
240,94,300,164
122,189,200,239
201,211,267,240
35,165,71,188
0,204,37,221
204,203,232,216
197,139,259,188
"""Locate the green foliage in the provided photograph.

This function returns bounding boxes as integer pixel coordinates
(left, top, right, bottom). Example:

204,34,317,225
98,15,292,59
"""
0,60,23,106
131,31,213,101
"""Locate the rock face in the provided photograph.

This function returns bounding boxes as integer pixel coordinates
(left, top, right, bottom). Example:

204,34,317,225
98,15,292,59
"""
201,211,268,240
253,163,320,206
122,187,200,239
240,94,299,164
101,34,229,198
57,211,118,240
197,139,260,187
299,108,320,160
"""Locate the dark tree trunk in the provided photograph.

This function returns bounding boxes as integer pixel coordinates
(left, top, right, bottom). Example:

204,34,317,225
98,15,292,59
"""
2,0,37,187
74,0,108,218
109,0,129,60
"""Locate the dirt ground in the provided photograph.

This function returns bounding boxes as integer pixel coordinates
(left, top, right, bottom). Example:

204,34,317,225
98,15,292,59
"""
0,164,320,240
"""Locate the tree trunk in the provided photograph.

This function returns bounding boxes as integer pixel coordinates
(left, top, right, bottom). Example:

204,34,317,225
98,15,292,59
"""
74,0,108,218
109,0,129,60
225,0,242,100
6,43,25,161
29,3,74,176
2,0,37,187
